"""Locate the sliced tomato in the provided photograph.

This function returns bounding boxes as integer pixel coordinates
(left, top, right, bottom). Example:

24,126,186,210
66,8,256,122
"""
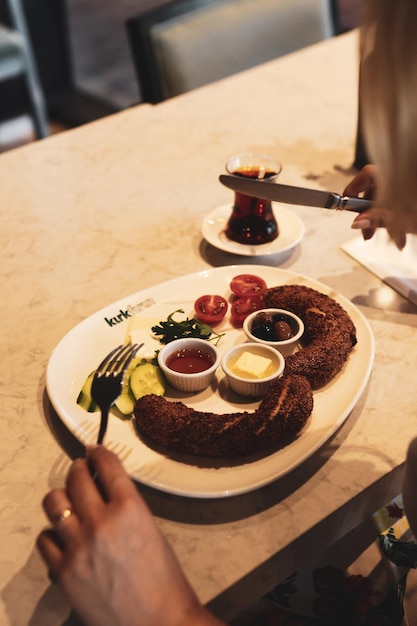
230,274,267,297
230,295,264,325
194,294,228,325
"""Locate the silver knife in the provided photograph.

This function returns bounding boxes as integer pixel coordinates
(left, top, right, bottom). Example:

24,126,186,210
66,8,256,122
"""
219,175,372,213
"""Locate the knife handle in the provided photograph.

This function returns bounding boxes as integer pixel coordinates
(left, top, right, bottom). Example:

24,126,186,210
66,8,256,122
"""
333,195,373,213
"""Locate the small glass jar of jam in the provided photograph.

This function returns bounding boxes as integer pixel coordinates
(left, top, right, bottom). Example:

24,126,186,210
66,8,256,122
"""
225,153,282,245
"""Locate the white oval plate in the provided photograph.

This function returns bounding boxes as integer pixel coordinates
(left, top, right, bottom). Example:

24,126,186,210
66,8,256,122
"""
201,204,305,256
46,265,374,499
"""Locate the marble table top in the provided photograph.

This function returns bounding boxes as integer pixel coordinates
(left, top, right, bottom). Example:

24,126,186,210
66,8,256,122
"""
2,30,417,625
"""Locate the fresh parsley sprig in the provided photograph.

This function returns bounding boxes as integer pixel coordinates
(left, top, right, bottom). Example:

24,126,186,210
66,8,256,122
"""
151,309,225,346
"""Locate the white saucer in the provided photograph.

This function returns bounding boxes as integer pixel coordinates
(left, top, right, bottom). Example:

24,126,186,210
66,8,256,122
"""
201,204,305,257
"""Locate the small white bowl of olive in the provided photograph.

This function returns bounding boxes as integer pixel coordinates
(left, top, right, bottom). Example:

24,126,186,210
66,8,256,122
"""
243,308,304,357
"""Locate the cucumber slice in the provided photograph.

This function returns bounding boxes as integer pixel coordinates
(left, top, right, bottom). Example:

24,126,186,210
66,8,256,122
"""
114,357,143,416
76,371,99,412
77,357,164,418
114,389,136,417
129,362,165,400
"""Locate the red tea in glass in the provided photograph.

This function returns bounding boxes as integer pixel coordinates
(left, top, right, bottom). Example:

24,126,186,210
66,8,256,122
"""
225,154,282,245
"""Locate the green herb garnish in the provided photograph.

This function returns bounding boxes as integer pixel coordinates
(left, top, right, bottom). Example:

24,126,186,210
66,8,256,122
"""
152,309,225,346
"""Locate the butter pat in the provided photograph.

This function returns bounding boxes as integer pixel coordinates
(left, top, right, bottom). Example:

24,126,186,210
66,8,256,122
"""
231,351,274,380
125,317,161,361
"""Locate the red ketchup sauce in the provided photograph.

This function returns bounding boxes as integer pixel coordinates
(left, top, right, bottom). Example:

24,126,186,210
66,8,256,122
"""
166,348,214,374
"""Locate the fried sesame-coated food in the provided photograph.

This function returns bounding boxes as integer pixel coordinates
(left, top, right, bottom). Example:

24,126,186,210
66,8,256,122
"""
263,285,357,389
133,284,356,457
134,374,313,457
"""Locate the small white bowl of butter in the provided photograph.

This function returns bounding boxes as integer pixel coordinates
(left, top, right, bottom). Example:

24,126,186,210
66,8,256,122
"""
221,342,285,398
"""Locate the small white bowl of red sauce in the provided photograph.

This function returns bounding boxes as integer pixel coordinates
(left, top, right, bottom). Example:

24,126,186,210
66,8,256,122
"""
157,337,220,393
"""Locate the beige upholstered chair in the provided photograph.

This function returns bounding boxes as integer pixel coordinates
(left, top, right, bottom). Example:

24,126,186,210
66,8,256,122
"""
0,0,49,138
126,0,336,104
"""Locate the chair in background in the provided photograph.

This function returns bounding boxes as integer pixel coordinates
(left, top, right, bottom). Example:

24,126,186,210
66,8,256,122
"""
126,0,337,104
0,0,49,138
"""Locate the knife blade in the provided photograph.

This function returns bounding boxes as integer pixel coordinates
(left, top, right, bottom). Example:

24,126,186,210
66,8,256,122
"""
219,175,372,213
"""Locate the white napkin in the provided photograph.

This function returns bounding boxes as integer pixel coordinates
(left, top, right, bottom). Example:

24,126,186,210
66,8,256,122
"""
341,231,417,307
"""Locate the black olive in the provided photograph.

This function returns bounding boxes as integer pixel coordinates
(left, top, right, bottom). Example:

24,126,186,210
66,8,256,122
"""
272,320,293,341
252,311,274,330
250,311,274,340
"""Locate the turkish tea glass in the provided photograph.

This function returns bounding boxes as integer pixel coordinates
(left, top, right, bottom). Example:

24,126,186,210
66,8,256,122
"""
225,153,282,245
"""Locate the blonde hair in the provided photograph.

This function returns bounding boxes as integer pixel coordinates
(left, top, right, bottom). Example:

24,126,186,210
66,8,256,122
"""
360,0,417,214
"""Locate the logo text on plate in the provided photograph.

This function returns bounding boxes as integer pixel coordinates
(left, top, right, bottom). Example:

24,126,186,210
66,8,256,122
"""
104,298,155,327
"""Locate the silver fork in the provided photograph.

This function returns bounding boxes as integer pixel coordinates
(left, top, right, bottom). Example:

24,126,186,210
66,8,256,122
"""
91,343,142,444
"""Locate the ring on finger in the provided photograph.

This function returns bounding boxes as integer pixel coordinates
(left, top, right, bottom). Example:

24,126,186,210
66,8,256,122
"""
52,507,73,525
